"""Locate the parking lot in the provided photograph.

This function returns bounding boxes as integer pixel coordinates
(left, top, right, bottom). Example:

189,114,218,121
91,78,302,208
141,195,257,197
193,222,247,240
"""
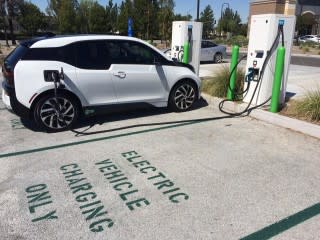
0,86,320,239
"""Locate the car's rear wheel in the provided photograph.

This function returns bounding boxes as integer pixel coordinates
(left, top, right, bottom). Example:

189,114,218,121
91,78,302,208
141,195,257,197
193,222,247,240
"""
34,93,79,132
169,81,198,112
214,53,223,63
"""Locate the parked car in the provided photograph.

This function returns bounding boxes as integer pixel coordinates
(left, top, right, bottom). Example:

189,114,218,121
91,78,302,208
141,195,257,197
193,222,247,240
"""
2,35,201,132
163,40,227,63
298,35,320,43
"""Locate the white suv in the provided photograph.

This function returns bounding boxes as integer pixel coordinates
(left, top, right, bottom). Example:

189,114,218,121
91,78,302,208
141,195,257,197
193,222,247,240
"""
2,35,201,131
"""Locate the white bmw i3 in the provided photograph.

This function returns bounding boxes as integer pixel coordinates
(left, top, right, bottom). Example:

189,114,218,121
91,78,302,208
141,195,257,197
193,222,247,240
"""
2,35,201,132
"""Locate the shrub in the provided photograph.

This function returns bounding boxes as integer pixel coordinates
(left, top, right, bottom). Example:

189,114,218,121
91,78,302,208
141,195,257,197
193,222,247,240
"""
302,47,310,53
201,67,245,99
293,89,320,122
300,42,318,48
227,35,248,47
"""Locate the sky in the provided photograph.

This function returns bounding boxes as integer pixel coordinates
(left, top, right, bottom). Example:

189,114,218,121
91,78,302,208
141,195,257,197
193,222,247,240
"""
30,0,250,23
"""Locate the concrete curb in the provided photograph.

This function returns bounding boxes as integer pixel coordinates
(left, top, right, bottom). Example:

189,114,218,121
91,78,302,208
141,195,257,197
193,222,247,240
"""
201,93,320,140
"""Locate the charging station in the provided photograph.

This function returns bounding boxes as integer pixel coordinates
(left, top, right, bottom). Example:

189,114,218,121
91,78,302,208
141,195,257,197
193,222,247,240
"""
171,21,203,76
243,14,296,106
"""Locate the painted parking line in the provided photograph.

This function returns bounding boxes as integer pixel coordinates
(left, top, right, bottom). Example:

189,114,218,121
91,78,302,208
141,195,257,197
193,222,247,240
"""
240,202,320,240
0,116,232,159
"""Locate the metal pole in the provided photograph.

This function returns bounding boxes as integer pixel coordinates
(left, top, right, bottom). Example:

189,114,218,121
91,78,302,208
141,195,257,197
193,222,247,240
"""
197,0,200,21
220,5,223,36
227,45,239,100
270,47,286,113
220,3,229,36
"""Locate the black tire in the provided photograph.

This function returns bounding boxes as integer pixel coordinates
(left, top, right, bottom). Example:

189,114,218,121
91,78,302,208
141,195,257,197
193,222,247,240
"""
33,93,79,132
169,81,198,112
214,53,223,63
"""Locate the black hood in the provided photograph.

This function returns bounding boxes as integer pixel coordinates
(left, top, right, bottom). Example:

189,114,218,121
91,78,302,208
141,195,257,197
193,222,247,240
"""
173,61,195,73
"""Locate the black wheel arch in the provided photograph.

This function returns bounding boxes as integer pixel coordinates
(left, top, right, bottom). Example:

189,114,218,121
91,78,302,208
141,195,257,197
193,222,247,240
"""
214,52,223,61
169,78,199,101
30,89,83,116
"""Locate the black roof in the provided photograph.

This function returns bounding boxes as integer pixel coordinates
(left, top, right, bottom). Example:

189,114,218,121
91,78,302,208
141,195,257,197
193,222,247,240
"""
298,0,320,6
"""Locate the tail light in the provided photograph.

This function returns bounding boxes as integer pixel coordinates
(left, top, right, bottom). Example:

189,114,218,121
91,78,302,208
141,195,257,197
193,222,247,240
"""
3,63,14,87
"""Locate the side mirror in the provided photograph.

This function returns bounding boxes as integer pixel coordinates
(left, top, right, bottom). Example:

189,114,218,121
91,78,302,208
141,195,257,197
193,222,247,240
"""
44,70,60,82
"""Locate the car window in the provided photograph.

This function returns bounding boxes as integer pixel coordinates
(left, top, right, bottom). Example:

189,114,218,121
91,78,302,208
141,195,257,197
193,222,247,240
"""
74,41,110,70
207,42,217,48
22,44,75,66
201,41,207,48
106,40,155,65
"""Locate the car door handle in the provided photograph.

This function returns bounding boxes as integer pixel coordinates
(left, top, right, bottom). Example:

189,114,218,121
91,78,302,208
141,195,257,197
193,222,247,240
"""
113,72,126,78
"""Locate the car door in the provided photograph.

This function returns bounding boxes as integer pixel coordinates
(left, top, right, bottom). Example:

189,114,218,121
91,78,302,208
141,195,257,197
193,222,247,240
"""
107,40,167,104
73,40,117,106
200,41,209,61
206,41,218,60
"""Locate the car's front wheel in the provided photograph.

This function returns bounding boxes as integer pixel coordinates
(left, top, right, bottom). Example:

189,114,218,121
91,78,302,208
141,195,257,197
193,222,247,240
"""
33,93,79,132
169,81,198,112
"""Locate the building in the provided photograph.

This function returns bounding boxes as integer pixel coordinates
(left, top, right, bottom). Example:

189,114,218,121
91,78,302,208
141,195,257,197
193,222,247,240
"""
296,0,320,35
250,0,320,35
250,0,297,16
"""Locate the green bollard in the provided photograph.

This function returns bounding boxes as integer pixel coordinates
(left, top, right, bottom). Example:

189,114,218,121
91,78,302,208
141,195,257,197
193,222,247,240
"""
270,47,286,113
227,45,239,100
183,42,190,64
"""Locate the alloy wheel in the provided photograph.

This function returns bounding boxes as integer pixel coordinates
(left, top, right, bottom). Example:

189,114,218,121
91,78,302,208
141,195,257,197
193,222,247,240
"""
174,84,196,110
39,97,75,130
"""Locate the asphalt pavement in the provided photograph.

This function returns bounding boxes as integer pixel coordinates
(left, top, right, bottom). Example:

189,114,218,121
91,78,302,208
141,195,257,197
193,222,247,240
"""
0,88,319,239
290,55,320,67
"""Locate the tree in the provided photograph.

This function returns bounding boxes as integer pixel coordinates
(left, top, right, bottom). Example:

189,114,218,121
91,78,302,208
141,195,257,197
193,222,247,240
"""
132,0,159,39
47,0,79,33
174,13,192,21
18,2,46,36
117,0,134,35
6,0,23,45
0,0,9,46
200,5,214,39
218,7,241,36
59,0,78,33
78,0,93,33
88,1,106,33
158,0,175,43
105,0,118,33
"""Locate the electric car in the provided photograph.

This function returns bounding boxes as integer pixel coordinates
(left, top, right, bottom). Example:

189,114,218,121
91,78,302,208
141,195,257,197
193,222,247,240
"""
163,40,227,63
2,35,201,132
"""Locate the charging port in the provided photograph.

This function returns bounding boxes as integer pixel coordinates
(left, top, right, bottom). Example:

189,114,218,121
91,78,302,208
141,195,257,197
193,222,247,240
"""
247,67,260,82
253,68,260,81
